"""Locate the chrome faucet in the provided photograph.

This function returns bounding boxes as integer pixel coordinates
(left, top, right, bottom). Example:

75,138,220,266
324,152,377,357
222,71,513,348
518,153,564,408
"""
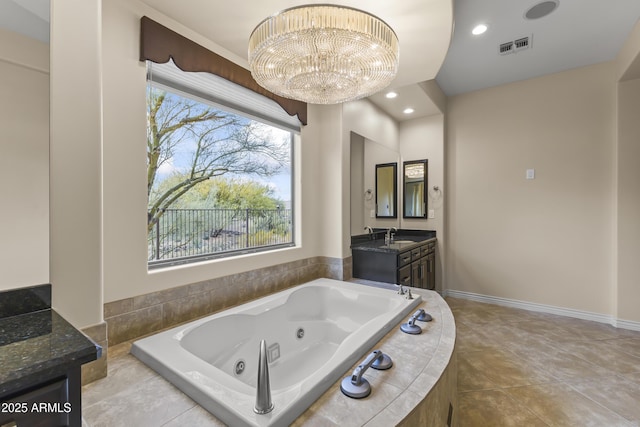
385,227,397,244
364,226,373,234
254,340,274,414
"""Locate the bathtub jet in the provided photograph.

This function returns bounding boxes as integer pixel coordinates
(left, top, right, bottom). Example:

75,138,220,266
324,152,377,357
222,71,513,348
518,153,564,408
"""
131,278,421,427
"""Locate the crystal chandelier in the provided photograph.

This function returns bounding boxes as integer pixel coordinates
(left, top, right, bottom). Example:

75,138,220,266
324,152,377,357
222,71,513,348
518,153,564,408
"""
248,4,399,105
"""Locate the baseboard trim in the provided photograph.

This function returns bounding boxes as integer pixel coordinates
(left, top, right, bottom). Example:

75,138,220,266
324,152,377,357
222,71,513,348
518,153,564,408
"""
615,319,640,332
443,289,640,331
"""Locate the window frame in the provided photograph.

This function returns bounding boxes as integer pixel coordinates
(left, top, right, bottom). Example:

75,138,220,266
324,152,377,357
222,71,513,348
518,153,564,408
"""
146,65,297,270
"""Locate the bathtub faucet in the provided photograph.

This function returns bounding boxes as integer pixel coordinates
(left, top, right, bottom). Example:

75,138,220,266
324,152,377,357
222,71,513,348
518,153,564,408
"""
254,339,274,415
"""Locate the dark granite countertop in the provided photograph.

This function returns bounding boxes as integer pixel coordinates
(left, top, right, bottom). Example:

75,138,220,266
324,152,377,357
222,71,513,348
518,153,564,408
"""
0,284,101,397
351,229,436,254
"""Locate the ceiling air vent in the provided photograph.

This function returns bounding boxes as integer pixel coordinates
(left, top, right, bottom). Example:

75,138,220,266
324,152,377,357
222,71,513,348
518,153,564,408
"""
514,37,530,50
499,42,514,55
499,35,532,55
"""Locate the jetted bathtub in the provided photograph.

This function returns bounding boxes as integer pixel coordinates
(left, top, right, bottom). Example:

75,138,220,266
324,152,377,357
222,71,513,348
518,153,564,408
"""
131,278,421,427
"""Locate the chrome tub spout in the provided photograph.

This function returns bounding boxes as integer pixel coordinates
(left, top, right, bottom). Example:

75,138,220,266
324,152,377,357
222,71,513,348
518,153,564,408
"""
254,339,274,414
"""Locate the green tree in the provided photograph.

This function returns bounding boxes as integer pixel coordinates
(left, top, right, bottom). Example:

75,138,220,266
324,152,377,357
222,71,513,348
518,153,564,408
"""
151,175,280,210
146,86,289,232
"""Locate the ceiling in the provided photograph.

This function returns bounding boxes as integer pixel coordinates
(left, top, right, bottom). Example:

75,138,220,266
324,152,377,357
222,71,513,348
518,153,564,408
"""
137,0,454,121
436,0,640,97
4,0,640,121
0,0,49,43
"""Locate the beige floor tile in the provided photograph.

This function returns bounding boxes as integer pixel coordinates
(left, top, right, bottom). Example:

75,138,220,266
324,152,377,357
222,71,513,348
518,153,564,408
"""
82,355,157,407
461,348,557,388
457,352,499,392
556,339,640,375
609,337,640,358
506,382,635,426
83,375,196,427
568,375,640,423
458,389,549,427
161,405,225,426
511,343,616,382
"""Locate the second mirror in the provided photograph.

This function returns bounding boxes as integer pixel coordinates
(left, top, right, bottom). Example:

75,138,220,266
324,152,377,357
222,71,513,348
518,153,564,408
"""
403,160,427,218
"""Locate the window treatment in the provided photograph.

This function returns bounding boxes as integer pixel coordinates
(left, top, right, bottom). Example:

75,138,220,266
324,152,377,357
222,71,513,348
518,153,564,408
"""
139,16,307,125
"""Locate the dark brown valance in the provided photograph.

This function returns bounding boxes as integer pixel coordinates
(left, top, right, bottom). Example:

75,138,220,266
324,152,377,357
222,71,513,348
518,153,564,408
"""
140,16,307,125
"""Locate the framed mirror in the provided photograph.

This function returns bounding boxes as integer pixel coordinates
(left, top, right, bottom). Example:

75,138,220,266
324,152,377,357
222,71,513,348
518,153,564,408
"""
375,163,397,218
403,160,427,218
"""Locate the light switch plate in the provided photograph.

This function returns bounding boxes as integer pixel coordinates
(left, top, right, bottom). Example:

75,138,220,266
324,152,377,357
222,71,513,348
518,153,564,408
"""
428,209,435,219
526,169,535,180
370,209,375,218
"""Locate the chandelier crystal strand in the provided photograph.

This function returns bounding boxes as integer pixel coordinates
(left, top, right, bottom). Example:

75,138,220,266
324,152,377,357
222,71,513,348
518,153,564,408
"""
248,5,399,104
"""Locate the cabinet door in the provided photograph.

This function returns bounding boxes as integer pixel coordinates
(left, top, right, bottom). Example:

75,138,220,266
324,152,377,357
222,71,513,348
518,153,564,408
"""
419,256,428,288
411,261,420,287
426,253,435,290
0,378,70,427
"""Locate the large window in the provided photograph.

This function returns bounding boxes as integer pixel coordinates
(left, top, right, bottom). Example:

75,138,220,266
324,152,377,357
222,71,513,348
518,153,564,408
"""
146,61,296,268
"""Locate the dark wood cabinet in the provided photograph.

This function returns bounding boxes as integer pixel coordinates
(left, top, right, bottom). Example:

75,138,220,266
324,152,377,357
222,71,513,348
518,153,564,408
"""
403,242,435,289
0,285,101,427
352,238,436,289
0,369,80,427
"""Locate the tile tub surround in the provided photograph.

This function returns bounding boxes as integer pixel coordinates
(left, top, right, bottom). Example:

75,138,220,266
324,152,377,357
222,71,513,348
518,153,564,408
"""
82,288,457,426
81,322,108,385
104,256,348,348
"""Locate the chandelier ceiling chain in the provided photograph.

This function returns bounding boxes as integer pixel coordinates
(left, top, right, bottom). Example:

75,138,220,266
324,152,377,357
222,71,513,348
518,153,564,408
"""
248,4,399,105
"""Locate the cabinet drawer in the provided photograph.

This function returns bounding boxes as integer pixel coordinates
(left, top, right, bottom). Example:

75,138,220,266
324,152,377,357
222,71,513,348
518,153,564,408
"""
397,265,412,286
398,251,412,267
410,248,422,259
421,242,435,257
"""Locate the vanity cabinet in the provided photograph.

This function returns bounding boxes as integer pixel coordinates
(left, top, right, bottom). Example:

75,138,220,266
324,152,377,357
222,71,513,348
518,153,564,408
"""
0,371,78,427
351,236,436,290
0,284,101,427
397,241,435,290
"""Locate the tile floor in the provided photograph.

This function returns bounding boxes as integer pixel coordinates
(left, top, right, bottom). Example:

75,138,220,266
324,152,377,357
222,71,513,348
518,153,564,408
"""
447,297,640,427
81,295,640,426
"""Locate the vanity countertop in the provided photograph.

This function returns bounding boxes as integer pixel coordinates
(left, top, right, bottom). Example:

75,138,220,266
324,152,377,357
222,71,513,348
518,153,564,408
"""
0,284,102,397
351,230,436,254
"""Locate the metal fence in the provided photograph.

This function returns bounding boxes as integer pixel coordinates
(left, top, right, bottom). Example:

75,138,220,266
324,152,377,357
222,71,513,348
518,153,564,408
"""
148,208,292,262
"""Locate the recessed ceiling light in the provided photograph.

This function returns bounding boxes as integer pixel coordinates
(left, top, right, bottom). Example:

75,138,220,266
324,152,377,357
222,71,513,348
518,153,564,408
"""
403,108,415,114
385,91,398,99
525,0,559,20
472,24,488,35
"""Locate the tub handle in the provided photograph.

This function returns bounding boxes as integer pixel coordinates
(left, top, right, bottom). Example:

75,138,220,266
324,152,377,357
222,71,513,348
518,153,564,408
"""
340,350,392,399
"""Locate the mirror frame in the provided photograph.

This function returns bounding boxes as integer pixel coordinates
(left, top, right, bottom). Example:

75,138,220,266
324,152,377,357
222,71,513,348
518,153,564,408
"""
403,159,428,219
375,162,398,218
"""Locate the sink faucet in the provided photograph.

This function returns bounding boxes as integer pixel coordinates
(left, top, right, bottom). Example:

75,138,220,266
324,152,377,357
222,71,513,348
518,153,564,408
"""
254,340,274,414
364,226,373,234
385,227,397,244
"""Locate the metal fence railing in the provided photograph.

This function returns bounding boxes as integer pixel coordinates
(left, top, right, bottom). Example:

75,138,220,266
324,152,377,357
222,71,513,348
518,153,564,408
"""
148,208,292,262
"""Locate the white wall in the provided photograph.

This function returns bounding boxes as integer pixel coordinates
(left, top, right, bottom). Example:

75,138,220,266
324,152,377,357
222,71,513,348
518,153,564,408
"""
400,114,445,290
50,0,104,327
0,29,49,290
100,0,333,303
342,99,400,254
400,114,444,232
616,79,640,324
446,62,617,315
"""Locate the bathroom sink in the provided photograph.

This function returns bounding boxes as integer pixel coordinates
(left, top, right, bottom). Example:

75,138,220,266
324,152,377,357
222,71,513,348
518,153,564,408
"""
391,240,416,244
